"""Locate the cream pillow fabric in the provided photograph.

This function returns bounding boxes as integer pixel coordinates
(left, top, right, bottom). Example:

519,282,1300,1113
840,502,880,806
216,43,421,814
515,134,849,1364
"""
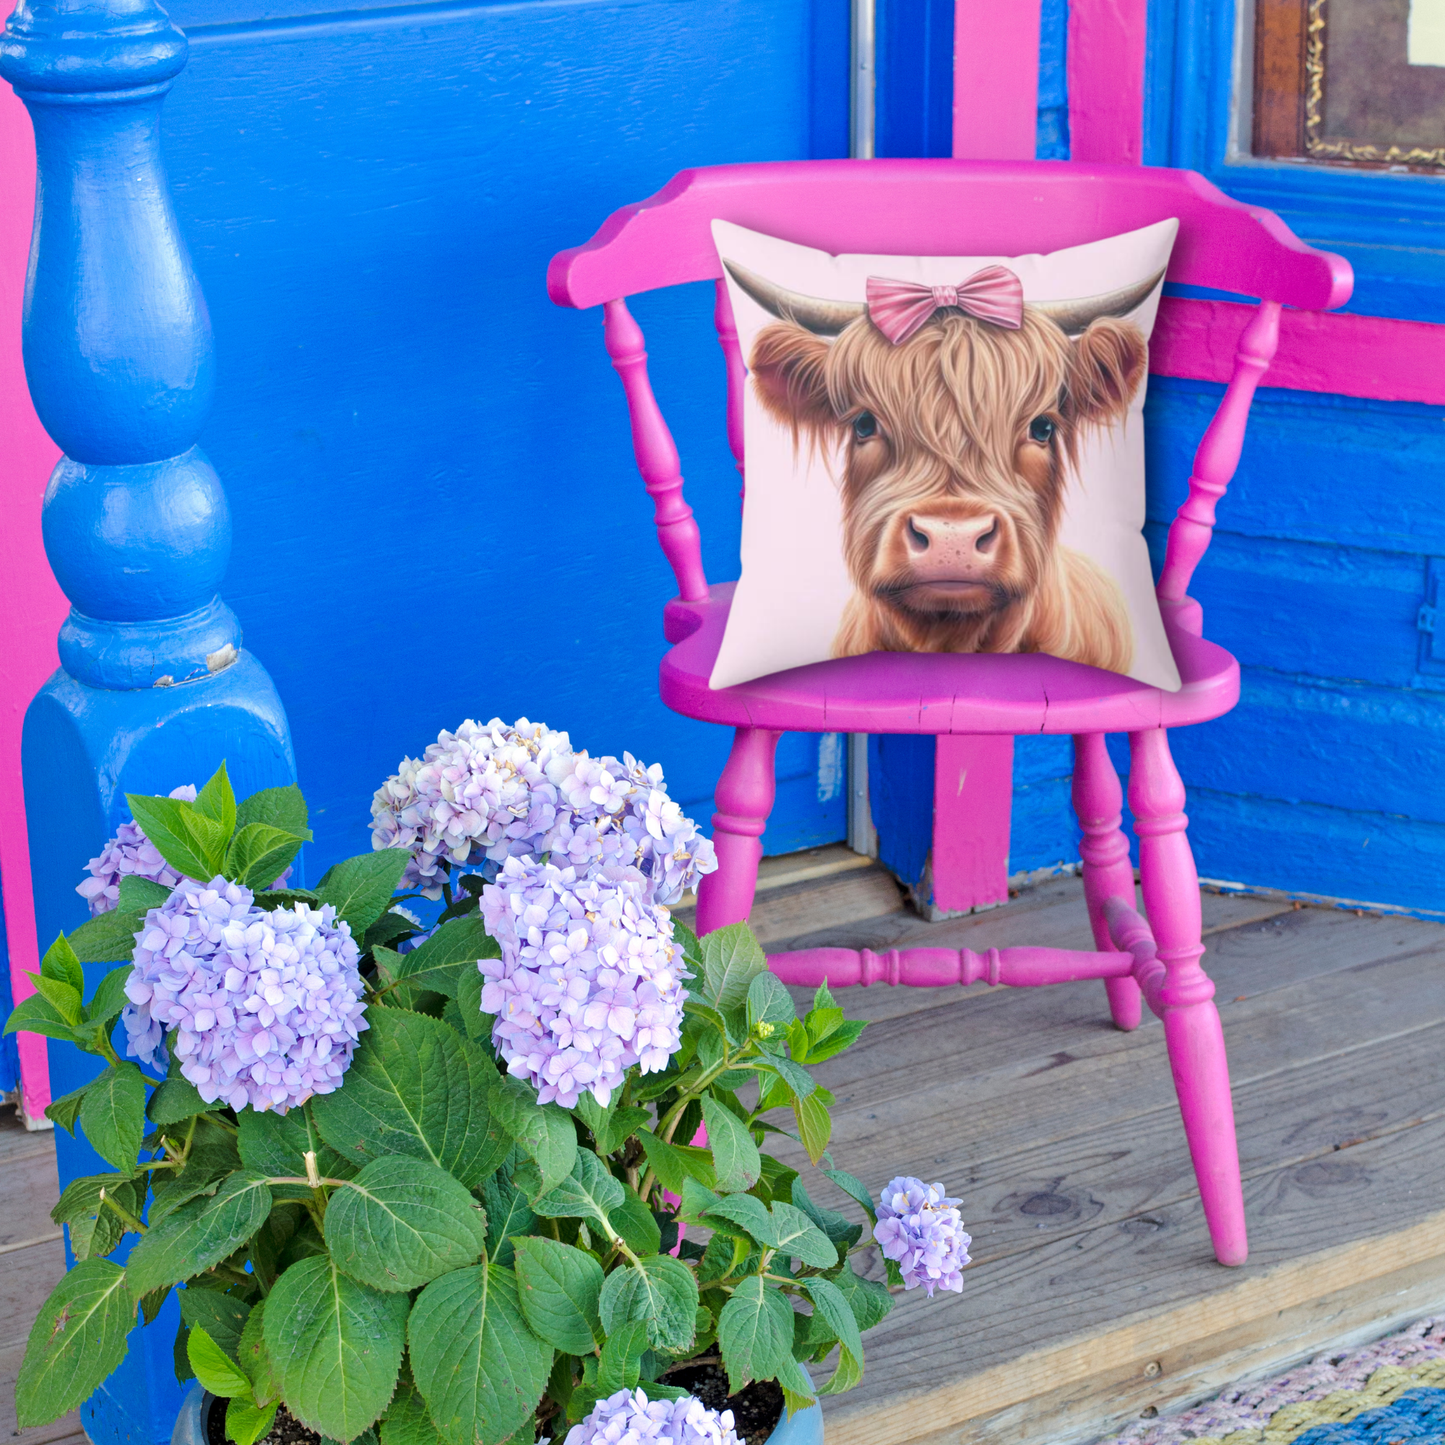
708,217,1181,693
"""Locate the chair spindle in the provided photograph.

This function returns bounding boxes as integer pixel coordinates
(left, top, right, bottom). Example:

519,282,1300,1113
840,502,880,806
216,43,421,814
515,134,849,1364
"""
1156,300,1282,628
603,298,708,602
713,277,746,503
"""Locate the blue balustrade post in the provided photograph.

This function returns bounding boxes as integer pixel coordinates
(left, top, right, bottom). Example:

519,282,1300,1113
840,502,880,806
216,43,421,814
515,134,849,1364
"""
1,4,295,1443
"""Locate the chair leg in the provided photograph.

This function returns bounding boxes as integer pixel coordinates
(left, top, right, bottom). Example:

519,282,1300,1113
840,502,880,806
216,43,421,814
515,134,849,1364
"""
695,727,781,936
1129,727,1248,1267
1073,732,1141,1031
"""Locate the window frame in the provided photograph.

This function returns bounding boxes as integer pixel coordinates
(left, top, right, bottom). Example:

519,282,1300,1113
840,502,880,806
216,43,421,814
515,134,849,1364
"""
1145,0,1445,323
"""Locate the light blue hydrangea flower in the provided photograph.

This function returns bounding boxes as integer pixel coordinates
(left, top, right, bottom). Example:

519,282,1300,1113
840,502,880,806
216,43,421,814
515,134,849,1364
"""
370,717,716,905
563,1389,740,1445
872,1176,972,1296
122,876,368,1113
478,857,687,1109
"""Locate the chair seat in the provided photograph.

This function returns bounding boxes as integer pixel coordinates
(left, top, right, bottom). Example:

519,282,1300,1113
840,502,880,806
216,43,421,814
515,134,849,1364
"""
659,584,1239,735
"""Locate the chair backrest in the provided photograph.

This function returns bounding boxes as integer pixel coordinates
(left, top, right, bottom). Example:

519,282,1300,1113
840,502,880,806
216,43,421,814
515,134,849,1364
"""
548,160,1353,627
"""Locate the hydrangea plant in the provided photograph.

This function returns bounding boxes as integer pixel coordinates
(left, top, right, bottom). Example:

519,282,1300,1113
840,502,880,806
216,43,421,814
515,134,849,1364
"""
7,729,968,1445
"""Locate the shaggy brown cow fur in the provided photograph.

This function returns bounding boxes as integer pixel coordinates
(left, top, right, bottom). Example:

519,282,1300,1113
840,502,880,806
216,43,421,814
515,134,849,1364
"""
749,306,1146,674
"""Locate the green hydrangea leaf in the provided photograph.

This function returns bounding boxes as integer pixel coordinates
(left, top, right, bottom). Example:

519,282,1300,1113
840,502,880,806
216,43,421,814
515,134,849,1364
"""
179,1286,251,1362
41,932,86,995
125,1170,273,1298
491,1079,579,1199
45,1083,88,1137
716,1276,793,1391
793,1093,832,1168
597,1255,697,1354
67,911,146,966
125,792,222,882
597,1318,647,1395
79,1062,147,1172
481,1168,536,1267
227,1398,280,1445
50,1173,142,1261
87,965,136,1030
225,824,306,894
380,1381,445,1445
188,1325,252,1398
393,916,498,1000
237,1103,355,1181
312,1009,508,1187
235,785,309,840
609,1189,661,1257
116,877,173,915
30,970,83,1027
530,1148,623,1229
264,1255,407,1441
191,763,238,842
512,1236,603,1353
324,1157,489,1293
698,924,767,1014
3,988,79,1044
409,1264,551,1445
314,851,411,933
15,1259,133,1427
148,1075,209,1127
701,1097,760,1193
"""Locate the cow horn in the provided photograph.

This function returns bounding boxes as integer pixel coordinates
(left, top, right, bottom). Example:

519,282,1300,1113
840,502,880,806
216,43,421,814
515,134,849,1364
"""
1031,268,1167,336
722,260,867,336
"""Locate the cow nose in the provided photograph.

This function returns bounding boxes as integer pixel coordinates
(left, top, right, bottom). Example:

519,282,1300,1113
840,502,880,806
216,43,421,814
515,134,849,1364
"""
905,513,1000,556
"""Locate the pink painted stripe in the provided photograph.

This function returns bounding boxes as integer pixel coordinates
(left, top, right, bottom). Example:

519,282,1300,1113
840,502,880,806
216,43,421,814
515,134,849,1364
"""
1153,297,1445,405
952,0,1043,161
1067,0,1148,164
0,79,64,1123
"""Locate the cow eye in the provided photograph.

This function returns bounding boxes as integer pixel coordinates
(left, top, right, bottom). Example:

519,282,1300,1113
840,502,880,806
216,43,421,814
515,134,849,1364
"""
1029,416,1056,444
852,411,878,442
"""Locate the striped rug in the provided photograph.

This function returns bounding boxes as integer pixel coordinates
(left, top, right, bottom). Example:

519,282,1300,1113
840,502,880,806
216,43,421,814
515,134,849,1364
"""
1101,1318,1445,1444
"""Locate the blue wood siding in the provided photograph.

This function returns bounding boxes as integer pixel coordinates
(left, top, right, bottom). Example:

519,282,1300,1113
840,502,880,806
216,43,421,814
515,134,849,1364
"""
153,0,852,869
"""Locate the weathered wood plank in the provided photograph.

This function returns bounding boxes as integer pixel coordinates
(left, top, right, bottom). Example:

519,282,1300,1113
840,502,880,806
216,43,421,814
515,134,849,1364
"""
821,1115,1445,1445
0,1237,66,1353
908,1249,1445,1445
803,929,1445,1172
0,1142,59,1252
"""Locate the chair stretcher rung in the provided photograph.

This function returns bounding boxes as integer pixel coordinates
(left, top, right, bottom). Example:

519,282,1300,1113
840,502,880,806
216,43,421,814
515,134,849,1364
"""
766,943,1136,989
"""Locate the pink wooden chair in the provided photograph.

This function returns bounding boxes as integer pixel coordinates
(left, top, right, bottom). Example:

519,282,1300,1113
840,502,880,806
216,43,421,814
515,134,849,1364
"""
548,160,1352,1267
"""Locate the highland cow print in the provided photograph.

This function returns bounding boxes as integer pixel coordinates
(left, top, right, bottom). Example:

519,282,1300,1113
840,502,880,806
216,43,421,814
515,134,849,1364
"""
725,259,1162,674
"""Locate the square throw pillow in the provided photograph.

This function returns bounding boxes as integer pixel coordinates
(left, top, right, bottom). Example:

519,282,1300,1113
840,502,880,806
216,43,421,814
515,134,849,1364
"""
708,217,1182,693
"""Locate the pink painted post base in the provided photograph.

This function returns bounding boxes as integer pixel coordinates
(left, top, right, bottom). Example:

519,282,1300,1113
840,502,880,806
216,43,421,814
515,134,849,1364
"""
928,734,1013,916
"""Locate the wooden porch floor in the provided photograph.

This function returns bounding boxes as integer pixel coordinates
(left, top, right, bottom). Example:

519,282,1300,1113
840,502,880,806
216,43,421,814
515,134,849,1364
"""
7,857,1445,1445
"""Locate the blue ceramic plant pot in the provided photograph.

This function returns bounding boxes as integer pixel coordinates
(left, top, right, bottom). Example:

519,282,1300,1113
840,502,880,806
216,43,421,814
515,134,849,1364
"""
171,1374,825,1445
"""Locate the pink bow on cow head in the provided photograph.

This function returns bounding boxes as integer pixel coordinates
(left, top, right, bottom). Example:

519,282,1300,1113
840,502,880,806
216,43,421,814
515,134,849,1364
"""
865,266,1025,344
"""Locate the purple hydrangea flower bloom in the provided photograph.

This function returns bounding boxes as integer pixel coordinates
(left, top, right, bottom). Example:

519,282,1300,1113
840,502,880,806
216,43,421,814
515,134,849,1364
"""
77,785,198,916
563,1389,741,1445
478,857,687,1108
121,877,368,1113
370,718,716,905
872,1176,972,1297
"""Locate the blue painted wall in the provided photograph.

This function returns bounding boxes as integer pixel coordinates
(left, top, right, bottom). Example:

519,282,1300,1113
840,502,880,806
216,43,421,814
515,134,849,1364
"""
142,0,857,871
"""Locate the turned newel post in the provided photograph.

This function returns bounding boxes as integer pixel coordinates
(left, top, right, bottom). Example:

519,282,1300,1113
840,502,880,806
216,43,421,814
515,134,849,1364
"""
3,3,295,1437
